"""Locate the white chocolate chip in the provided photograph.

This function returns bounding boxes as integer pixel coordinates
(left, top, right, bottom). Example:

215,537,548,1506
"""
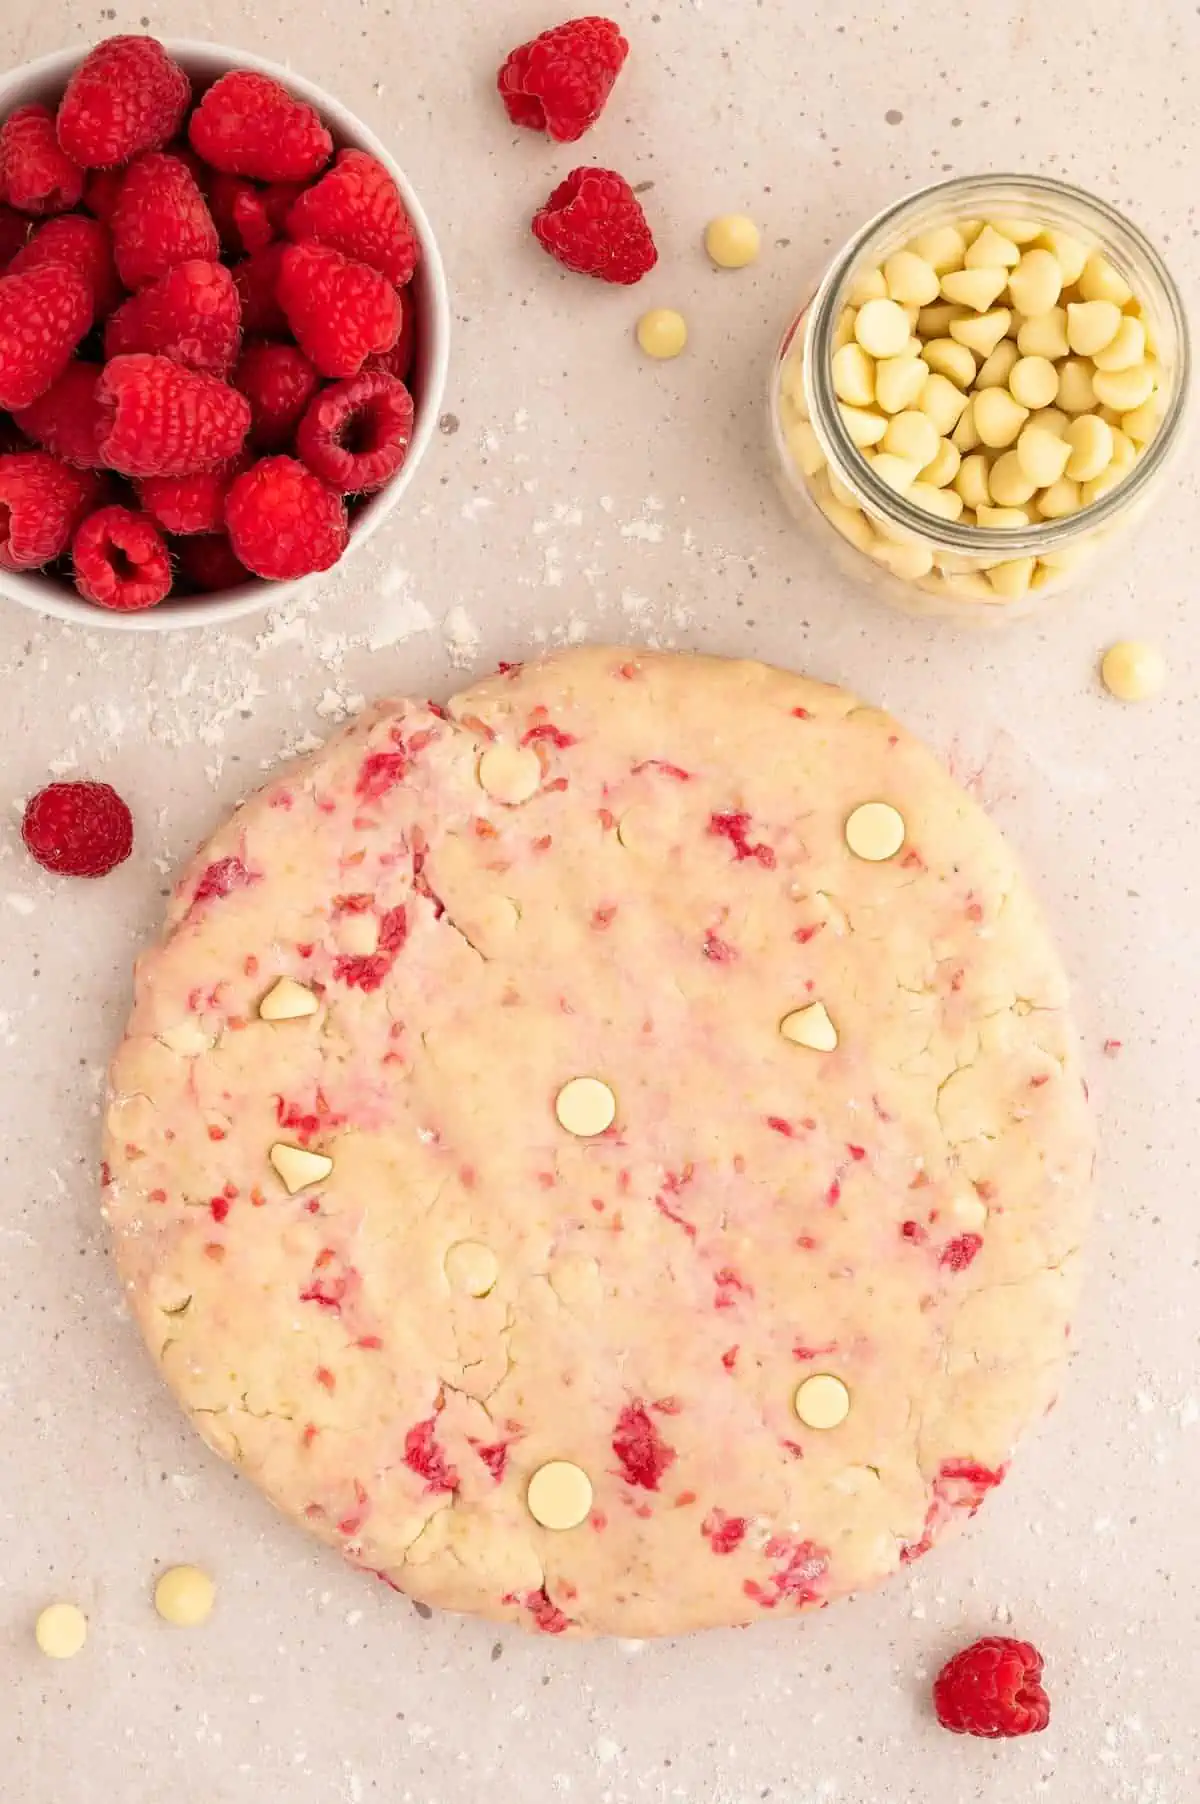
817,491,876,552
157,1021,216,1057
974,339,1020,391
780,1000,839,1051
976,504,1031,528
987,450,1038,508
555,1077,616,1138
1100,640,1166,701
1015,424,1072,488
869,453,920,494
832,306,858,350
854,297,912,359
846,265,887,307
832,342,876,407
917,300,967,338
919,438,960,488
1008,355,1059,410
1008,249,1064,318
1039,230,1089,286
940,266,1008,311
1066,299,1122,357
1036,476,1082,519
636,308,687,359
35,1603,87,1659
921,337,976,388
911,225,967,273
986,557,1037,600
1064,413,1114,482
883,250,941,306
844,800,905,861
920,372,970,435
874,355,928,414
704,214,760,268
1092,363,1156,412
868,533,936,579
1078,252,1132,307
950,398,981,452
258,977,320,1023
526,1461,593,1531
1016,306,1069,360
954,453,992,511
335,912,379,957
972,387,1029,448
1055,358,1097,414
793,1374,851,1430
786,420,826,476
444,1240,499,1297
964,224,1020,269
907,481,963,522
881,410,940,468
477,743,541,805
838,403,888,447
269,1142,334,1194
154,1566,215,1627
1092,315,1146,373
1109,427,1138,475
948,308,1011,359
988,217,1041,245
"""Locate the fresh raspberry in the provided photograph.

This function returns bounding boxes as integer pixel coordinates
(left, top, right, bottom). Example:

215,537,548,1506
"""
1,202,30,265
285,150,419,287
11,361,106,467
234,341,319,450
364,283,416,382
498,16,629,143
208,173,301,256
276,242,402,378
188,71,333,182
933,1638,1050,1739
56,35,190,169
82,166,125,223
532,166,657,284
105,259,241,375
296,370,413,494
231,243,289,336
110,150,219,291
0,416,26,456
0,450,99,571
0,260,92,409
96,353,250,478
0,104,84,216
176,530,251,592
224,454,348,578
21,780,134,877
7,215,122,317
137,456,247,535
72,503,172,609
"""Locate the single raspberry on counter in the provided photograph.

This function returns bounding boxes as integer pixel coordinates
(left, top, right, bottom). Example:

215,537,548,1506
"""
72,502,172,609
137,456,246,535
176,529,251,591
82,166,125,223
12,361,106,467
276,242,402,378
234,340,320,450
224,454,348,578
56,35,190,168
208,173,301,256
105,259,241,375
1,203,30,265
21,779,134,877
189,71,333,183
7,214,122,317
498,16,630,142
285,150,419,287
364,283,416,382
0,103,84,216
0,450,99,571
933,1637,1050,1739
110,150,219,291
532,167,656,284
296,369,413,494
231,243,289,336
96,353,251,478
0,260,93,410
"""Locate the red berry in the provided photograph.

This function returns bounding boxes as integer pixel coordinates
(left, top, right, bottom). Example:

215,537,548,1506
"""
498,16,629,143
0,104,84,216
7,214,122,317
110,150,219,291
72,503,172,610
224,455,348,578
188,71,333,183
96,353,250,478
532,166,657,285
12,361,106,468
933,1638,1050,1739
105,259,241,375
1,203,30,265
296,370,413,494
276,242,402,378
208,174,301,256
56,35,190,169
0,450,99,571
0,260,93,410
285,150,419,287
82,166,126,223
234,341,319,450
137,456,247,535
21,780,134,877
363,283,416,382
231,243,289,336
176,530,251,592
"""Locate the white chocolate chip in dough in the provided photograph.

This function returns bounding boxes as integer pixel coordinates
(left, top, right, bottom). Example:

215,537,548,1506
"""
705,214,761,268
780,1001,839,1052
1101,640,1166,701
445,1240,499,1297
527,1461,594,1531
259,977,320,1022
157,1021,216,1057
555,1077,616,1138
269,1142,334,1194
844,801,905,862
478,744,541,806
154,1565,215,1627
793,1374,851,1430
855,298,912,359
35,1603,87,1659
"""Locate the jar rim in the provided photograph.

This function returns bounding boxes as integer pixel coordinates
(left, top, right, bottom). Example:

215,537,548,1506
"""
795,173,1192,557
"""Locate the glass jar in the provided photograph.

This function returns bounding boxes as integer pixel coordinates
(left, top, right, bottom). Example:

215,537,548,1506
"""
770,174,1191,620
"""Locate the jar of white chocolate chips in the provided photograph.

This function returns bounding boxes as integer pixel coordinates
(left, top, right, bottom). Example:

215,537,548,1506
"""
771,175,1190,618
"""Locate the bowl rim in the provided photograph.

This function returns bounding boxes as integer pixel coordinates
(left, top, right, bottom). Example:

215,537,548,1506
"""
0,37,451,633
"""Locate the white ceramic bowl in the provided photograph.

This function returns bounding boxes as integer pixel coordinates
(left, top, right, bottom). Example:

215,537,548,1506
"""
0,38,450,631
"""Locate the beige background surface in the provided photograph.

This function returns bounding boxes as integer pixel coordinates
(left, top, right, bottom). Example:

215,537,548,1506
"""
1,2,1198,1800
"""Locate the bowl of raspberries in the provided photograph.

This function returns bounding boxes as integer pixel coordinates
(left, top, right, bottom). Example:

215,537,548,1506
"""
0,35,449,628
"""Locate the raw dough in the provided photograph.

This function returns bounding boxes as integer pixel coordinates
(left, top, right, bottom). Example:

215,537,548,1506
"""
104,648,1093,1639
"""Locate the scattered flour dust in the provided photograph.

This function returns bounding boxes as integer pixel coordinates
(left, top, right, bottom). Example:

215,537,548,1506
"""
443,605,483,669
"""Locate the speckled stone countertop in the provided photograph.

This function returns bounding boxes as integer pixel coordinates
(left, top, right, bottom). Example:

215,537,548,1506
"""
2,4,1198,1801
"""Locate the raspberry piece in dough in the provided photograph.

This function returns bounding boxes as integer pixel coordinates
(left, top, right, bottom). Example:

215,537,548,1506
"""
276,242,403,378
105,260,242,375
22,779,133,877
188,71,333,182
224,454,348,578
532,166,657,284
96,354,251,478
498,15,630,142
110,151,219,291
0,104,84,215
72,504,172,610
12,363,106,469
56,35,190,169
295,370,413,494
0,450,99,571
285,150,419,286
933,1637,1050,1738
0,261,93,410
7,215,122,318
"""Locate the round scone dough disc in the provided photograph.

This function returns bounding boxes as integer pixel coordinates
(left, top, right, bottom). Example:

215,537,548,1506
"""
105,648,1093,1640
